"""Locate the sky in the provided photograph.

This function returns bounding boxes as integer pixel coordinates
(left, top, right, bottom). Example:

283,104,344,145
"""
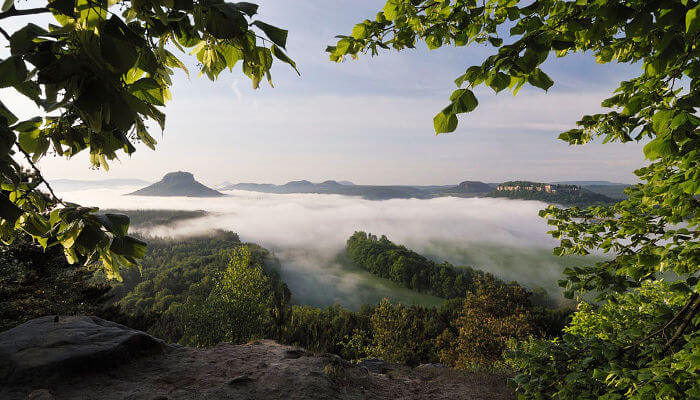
3,0,648,186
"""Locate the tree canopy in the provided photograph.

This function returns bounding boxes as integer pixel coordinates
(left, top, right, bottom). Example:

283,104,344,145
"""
330,0,698,398
0,0,295,276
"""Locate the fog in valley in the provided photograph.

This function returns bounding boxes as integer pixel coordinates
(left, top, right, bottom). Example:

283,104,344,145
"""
62,187,599,309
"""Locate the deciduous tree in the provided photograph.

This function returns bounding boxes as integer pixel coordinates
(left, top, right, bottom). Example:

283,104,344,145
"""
331,0,698,397
0,0,295,275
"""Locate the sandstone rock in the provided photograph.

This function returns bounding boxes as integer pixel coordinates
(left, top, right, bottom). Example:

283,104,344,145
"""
0,315,169,384
228,375,253,385
26,389,54,400
357,358,398,374
284,349,307,359
0,318,515,399
416,363,445,369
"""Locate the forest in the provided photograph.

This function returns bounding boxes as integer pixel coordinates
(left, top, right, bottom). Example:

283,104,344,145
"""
0,212,571,371
347,231,485,299
0,0,697,398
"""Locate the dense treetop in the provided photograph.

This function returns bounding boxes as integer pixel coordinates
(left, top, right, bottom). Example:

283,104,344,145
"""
331,1,698,398
346,231,484,299
0,0,295,276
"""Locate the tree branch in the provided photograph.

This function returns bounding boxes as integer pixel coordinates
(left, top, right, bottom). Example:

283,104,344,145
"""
0,25,9,41
663,294,700,354
17,146,66,207
0,6,51,20
625,293,699,350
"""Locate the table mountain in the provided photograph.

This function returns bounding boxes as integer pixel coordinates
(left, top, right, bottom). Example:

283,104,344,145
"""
129,172,223,197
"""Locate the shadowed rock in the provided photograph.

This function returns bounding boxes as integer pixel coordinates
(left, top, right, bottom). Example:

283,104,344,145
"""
0,317,515,399
0,315,169,384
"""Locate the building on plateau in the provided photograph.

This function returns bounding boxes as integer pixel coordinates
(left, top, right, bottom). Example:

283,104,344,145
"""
496,182,581,195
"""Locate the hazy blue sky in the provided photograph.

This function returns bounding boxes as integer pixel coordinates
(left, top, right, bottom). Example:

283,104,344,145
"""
5,0,647,185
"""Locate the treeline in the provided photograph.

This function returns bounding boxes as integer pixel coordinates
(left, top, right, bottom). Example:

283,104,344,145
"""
1,225,571,372
107,229,570,368
101,209,208,228
346,231,486,299
278,277,570,368
105,230,291,344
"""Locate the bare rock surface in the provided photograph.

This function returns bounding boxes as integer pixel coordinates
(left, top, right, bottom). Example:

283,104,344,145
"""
0,317,514,399
0,315,169,385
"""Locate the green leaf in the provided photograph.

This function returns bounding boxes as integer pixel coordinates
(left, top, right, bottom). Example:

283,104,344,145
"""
687,5,700,34
0,193,22,224
488,37,503,47
434,109,458,134
18,130,47,158
336,39,351,55
271,45,299,75
76,224,109,250
449,89,479,113
652,110,674,134
486,72,511,93
643,136,678,159
0,56,28,88
352,24,368,40
220,43,243,69
252,21,288,48
110,235,147,259
528,68,554,91
101,34,138,74
1,0,13,12
95,213,130,237
679,179,700,195
9,23,48,55
11,117,42,133
383,0,399,20
135,118,157,150
233,2,258,16
58,220,83,249
64,247,78,264
20,213,50,237
0,101,17,125
206,6,247,39
129,78,165,106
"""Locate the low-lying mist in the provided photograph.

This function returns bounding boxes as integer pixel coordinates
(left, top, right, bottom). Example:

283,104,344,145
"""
62,188,598,309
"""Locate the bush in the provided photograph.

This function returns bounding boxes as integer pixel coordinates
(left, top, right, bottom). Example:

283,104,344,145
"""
508,282,698,399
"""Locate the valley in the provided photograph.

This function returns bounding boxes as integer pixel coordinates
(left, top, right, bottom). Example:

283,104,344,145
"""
60,186,597,310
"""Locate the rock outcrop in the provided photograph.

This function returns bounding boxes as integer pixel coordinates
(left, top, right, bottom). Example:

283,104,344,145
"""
0,315,169,385
0,316,514,400
129,171,224,197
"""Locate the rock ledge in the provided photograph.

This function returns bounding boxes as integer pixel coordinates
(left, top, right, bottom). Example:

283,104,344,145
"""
0,315,169,384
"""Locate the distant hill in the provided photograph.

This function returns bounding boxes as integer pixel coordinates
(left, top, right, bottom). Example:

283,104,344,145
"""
489,181,616,206
129,172,224,197
101,209,208,228
223,180,431,200
581,184,630,200
214,181,235,190
437,180,493,195
52,178,150,192
552,180,629,186
218,178,624,202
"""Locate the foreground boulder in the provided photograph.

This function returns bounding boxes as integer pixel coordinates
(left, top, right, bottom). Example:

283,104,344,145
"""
0,316,514,399
0,315,169,385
